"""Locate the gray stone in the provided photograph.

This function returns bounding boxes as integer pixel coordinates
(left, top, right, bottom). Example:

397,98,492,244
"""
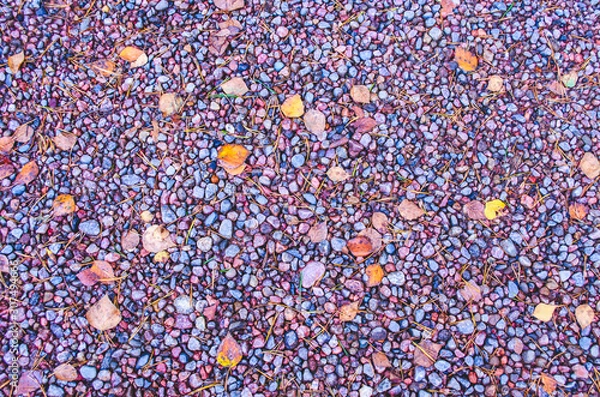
174,296,194,314
456,319,475,335
80,220,101,236
500,239,518,257
197,236,213,252
387,272,405,286
428,27,443,41
80,365,97,380
291,154,305,168
219,219,233,239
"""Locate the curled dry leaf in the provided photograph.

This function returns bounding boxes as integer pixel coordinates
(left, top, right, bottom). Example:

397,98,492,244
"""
350,85,370,103
579,152,600,179
142,225,175,253
339,300,361,322
303,109,326,140
548,80,566,96
326,166,350,182
455,47,478,72
77,260,115,286
281,94,304,118
540,373,557,394
568,203,588,220
372,352,391,372
459,281,482,302
86,295,122,331
53,132,77,151
308,222,328,243
371,212,388,233
358,228,382,252
54,363,78,381
13,123,34,143
463,200,486,220
90,59,116,77
221,77,248,96
214,0,245,11
301,261,326,288
365,264,384,287
0,163,15,181
533,303,556,322
561,70,578,88
0,136,14,154
575,304,594,329
216,334,243,368
487,75,504,92
352,117,377,133
52,194,76,217
121,230,140,252
217,144,250,175
14,160,39,186
484,199,506,220
413,340,443,367
347,235,374,257
159,93,183,117
8,51,25,73
398,200,424,220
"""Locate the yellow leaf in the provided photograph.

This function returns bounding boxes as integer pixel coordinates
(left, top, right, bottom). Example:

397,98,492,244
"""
455,47,478,72
281,94,304,118
339,300,361,322
217,144,250,174
484,199,505,220
487,75,504,92
119,46,145,62
14,161,39,186
575,304,594,329
533,303,556,322
365,264,384,287
216,334,243,368
52,194,77,217
8,51,25,73
153,250,170,263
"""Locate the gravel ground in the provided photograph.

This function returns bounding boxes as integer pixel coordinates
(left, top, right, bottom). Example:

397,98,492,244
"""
1,0,600,396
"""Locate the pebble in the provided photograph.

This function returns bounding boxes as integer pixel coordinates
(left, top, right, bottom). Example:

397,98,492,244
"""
80,366,97,380
284,330,299,349
387,272,405,286
456,319,475,335
79,220,101,236
428,27,443,41
219,219,233,239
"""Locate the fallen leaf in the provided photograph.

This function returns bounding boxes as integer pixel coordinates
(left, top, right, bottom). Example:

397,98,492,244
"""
580,152,600,179
372,352,391,372
86,295,122,331
130,52,148,68
308,222,328,243
484,199,506,220
487,75,504,92
8,51,25,73
90,59,116,77
463,200,486,220
540,373,557,394
413,340,443,367
214,0,244,11
209,32,231,55
159,93,183,117
365,264,384,287
352,117,377,133
54,363,78,381
339,300,361,322
358,228,382,252
0,136,14,154
119,46,145,62
568,203,588,220
440,0,459,17
77,260,115,286
53,132,77,151
326,166,350,182
0,163,15,180
218,19,243,32
347,235,374,257
459,281,482,302
142,225,175,253
13,123,35,143
153,250,170,263
561,71,578,88
350,85,370,103
398,200,424,220
16,371,41,395
141,210,154,223
121,230,140,252
301,261,326,288
217,144,250,175
455,47,478,72
217,334,243,367
575,304,594,329
548,80,566,96
14,161,39,186
52,194,76,217
221,77,248,96
371,212,388,233
281,94,304,118
303,109,326,140
533,303,556,322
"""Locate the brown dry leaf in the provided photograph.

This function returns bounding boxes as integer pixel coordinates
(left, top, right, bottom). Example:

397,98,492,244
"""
533,303,556,322
350,85,370,103
372,352,391,372
217,144,250,175
54,363,78,381
8,51,25,73
209,33,231,56
339,300,361,322
326,166,350,182
540,373,557,394
548,80,566,96
86,295,122,331
365,264,384,287
459,281,482,302
53,132,77,151
281,94,304,118
372,212,389,233
90,59,116,77
352,117,377,133
569,203,588,220
77,269,100,286
16,371,41,395
308,222,328,243
413,340,443,367
221,77,248,96
77,260,115,286
119,46,144,62
455,47,478,72
0,136,14,154
358,228,382,252
159,93,183,117
14,161,39,186
13,123,35,143
579,152,600,179
142,225,175,253
463,200,486,220
121,230,140,252
218,19,243,32
0,163,15,180
130,52,149,68
52,194,76,217
347,235,374,257
398,200,424,220
440,0,459,17
575,304,595,329
214,0,244,11
217,334,243,367
303,109,326,140
301,261,326,288
487,75,504,92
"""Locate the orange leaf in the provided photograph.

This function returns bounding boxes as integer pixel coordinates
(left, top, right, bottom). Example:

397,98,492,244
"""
90,59,116,77
53,132,77,151
569,203,588,220
77,260,115,286
372,352,391,372
339,300,361,322
53,194,77,217
217,144,250,172
119,46,144,62
13,123,35,143
281,94,304,118
347,235,374,257
216,334,243,367
365,264,384,287
0,136,14,154
86,295,122,331
8,51,25,73
350,85,370,103
540,373,557,394
14,161,39,186
398,200,424,220
455,48,478,72
54,363,78,381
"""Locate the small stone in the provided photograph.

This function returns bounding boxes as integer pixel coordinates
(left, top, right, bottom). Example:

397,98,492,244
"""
456,319,475,335
500,239,518,257
80,365,97,380
284,330,299,349
80,220,101,236
291,154,305,168
219,219,233,239
428,27,443,40
174,296,193,314
387,272,405,286
196,236,213,252
359,385,373,397
155,0,169,11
